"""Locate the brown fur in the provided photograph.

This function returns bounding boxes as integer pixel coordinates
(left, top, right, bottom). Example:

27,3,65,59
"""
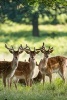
15,61,32,78
0,44,24,88
38,56,67,84
18,71,42,85
12,49,40,88
0,61,12,72
13,61,32,88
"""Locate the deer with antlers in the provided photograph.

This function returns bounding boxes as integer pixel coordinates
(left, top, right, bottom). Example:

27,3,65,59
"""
11,45,40,88
0,44,27,88
36,43,67,85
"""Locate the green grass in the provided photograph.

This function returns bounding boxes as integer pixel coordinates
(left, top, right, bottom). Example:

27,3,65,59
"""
0,78,67,100
0,21,67,57
0,17,67,100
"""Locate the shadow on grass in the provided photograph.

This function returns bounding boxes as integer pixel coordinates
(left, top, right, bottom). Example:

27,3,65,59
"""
0,29,67,44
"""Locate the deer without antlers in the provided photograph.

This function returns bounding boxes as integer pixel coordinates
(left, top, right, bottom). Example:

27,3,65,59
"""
0,44,27,87
12,45,40,88
36,43,67,85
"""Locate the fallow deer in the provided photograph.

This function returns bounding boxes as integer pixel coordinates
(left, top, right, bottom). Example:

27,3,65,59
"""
12,45,40,88
0,44,27,87
14,71,42,86
37,43,67,85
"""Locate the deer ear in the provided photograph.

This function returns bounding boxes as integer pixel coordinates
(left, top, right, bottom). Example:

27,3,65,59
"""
36,51,40,54
9,50,13,54
49,49,53,53
25,51,30,54
48,49,53,54
5,44,14,54
40,49,44,53
48,47,53,54
36,62,39,66
18,50,23,54
28,58,30,62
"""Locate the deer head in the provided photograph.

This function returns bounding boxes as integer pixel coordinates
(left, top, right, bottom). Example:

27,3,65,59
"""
36,43,53,77
5,44,27,60
40,43,53,58
23,45,40,60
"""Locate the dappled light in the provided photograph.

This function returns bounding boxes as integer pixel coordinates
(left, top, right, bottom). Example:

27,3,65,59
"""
0,23,67,56
0,0,67,100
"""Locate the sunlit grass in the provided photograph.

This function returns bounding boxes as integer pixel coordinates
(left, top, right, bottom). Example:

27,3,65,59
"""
0,16,67,100
0,22,67,57
0,78,67,100
0,22,32,33
39,24,67,32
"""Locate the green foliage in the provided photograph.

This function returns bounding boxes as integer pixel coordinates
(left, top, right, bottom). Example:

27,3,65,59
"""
0,0,67,37
0,0,67,23
0,79,67,100
54,78,64,88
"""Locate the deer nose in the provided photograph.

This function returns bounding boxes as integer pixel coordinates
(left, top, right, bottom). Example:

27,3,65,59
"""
41,67,45,72
46,55,49,58
15,56,18,59
32,56,35,60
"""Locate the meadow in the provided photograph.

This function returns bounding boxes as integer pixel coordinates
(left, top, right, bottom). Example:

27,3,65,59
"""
0,21,67,100
0,21,67,57
0,79,67,100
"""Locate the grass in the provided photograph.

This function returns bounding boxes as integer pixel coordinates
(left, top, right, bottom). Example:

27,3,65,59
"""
0,22,67,100
0,13,67,100
0,78,67,100
0,21,67,57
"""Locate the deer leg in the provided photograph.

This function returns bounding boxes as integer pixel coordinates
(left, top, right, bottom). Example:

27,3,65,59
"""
6,78,11,88
15,79,19,89
10,79,12,88
10,77,13,88
15,83,17,89
27,78,30,86
42,74,45,86
3,76,6,87
25,77,28,86
14,81,17,89
49,73,52,83
25,76,31,87
27,78,32,87
7,78,12,88
58,70,65,82
30,79,33,87
13,78,19,89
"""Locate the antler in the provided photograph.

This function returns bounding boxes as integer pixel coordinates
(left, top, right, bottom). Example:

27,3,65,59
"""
39,42,45,53
19,44,31,54
19,44,28,50
35,42,45,51
25,44,30,51
41,42,45,50
48,46,53,53
5,44,14,52
18,44,22,51
34,47,36,51
34,47,40,54
48,46,53,50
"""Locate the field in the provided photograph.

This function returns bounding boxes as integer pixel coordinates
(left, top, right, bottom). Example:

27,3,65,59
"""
0,22,67,57
0,79,67,100
0,22,67,100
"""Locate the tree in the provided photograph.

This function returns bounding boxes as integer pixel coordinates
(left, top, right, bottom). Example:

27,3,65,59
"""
0,0,67,36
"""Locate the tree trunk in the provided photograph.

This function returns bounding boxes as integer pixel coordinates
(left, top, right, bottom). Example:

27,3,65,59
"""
32,12,39,37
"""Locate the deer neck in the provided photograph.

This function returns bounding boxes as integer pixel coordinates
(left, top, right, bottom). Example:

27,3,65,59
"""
39,57,48,75
29,57,36,70
43,56,48,68
11,58,18,70
6,58,19,79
